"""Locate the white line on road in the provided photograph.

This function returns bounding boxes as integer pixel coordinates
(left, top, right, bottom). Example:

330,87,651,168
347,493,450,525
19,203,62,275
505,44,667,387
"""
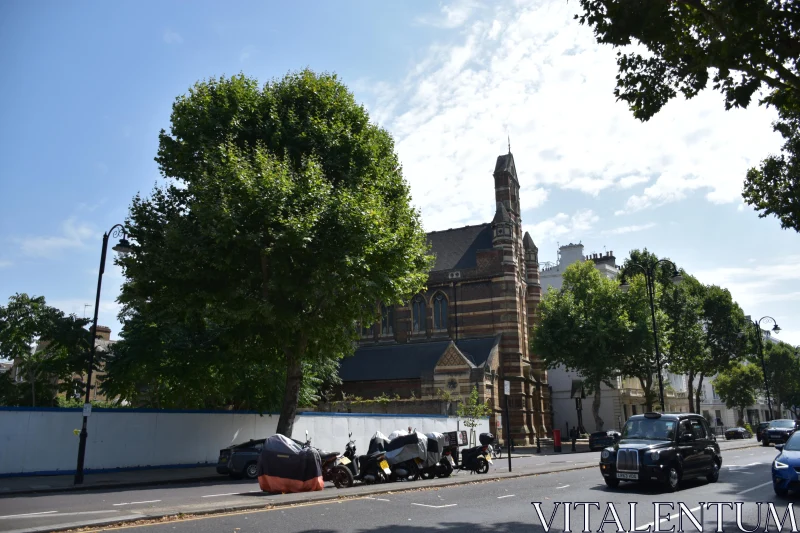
202,492,243,498
0,511,57,520
497,495,515,499
411,503,458,508
0,510,120,520
739,481,773,495
113,500,161,506
556,485,570,489
365,497,391,502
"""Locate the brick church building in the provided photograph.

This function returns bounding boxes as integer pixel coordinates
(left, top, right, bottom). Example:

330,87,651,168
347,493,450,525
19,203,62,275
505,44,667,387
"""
338,151,552,444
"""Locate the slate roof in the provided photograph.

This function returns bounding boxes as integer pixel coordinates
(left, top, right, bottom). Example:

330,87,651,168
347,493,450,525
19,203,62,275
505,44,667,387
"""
426,224,493,272
340,335,500,382
494,153,517,181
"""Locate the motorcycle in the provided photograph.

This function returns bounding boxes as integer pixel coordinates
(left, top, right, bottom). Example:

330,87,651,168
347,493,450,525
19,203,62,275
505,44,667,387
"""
440,432,494,475
419,432,452,480
300,431,354,488
355,432,393,484
385,430,427,482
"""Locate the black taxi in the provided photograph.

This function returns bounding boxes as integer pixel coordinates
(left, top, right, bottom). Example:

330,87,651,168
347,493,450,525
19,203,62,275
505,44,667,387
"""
599,412,722,492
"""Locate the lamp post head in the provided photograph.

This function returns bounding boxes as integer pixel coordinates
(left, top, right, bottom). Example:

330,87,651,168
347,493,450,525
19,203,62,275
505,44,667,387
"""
112,238,132,257
772,324,781,334
671,269,683,284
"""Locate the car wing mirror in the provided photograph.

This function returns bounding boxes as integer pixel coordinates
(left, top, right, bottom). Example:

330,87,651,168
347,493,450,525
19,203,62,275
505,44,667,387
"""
776,444,785,452
681,433,695,442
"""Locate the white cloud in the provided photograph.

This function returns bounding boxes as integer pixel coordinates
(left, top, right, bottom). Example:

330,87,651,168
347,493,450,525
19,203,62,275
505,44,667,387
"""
163,30,183,44
603,223,656,235
356,0,780,228
417,0,482,28
18,218,95,258
526,209,599,246
692,255,800,346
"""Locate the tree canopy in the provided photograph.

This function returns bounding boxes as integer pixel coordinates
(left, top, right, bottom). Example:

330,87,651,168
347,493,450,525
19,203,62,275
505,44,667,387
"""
714,363,764,426
531,260,631,430
113,70,432,436
0,293,91,406
575,0,800,232
762,338,800,418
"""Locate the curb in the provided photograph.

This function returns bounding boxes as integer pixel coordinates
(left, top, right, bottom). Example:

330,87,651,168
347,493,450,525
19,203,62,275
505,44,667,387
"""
0,475,223,498
38,462,600,533
1,441,761,498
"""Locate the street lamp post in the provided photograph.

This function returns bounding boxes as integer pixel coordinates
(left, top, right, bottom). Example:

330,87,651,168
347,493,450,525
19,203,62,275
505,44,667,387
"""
621,259,682,413
74,224,131,485
748,316,780,421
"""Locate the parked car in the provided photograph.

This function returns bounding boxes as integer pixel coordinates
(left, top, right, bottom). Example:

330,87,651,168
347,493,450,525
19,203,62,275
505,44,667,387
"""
756,422,770,442
772,431,800,497
724,427,752,440
599,412,721,492
589,431,621,451
217,439,265,479
763,420,799,447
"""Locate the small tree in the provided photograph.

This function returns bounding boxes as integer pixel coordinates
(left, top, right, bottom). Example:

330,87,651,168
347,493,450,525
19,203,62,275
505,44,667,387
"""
714,363,764,426
457,385,492,445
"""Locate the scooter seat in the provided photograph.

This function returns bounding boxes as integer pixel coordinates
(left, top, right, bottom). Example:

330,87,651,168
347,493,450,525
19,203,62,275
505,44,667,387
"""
319,451,339,461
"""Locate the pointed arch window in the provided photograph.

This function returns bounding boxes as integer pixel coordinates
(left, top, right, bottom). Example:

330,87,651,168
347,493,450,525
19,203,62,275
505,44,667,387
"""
433,292,448,330
380,304,394,336
361,322,372,338
412,295,426,333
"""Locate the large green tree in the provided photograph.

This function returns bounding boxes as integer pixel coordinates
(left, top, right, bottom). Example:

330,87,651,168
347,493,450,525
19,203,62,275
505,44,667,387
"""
663,278,748,413
620,249,674,412
762,338,800,418
116,71,432,436
575,0,800,232
531,260,630,431
714,363,764,426
0,294,91,406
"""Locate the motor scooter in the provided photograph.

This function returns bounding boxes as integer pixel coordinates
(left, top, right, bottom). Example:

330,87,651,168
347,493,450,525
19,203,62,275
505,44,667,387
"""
355,432,393,484
301,431,354,488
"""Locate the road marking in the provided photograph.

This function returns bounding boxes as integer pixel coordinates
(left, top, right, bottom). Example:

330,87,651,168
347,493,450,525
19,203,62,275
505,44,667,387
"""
0,511,58,520
202,492,243,498
639,506,701,530
0,510,120,520
556,485,570,489
739,481,773,495
364,497,391,502
498,495,515,499
113,500,161,506
411,503,458,508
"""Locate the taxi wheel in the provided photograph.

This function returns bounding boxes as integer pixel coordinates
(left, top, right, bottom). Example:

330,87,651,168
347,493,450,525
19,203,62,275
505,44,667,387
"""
706,461,720,483
665,466,681,492
244,462,258,480
604,476,620,488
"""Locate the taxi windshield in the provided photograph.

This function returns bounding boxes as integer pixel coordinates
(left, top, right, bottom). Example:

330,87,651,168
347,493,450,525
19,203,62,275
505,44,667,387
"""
622,418,676,441
770,420,795,429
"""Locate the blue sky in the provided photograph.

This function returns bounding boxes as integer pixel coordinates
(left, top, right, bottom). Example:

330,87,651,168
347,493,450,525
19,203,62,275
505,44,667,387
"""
1,0,798,347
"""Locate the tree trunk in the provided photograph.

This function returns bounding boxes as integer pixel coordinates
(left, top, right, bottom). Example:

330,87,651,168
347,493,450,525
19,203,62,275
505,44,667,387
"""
695,374,705,415
592,378,604,431
686,370,695,413
276,336,307,438
639,376,654,412
737,409,745,427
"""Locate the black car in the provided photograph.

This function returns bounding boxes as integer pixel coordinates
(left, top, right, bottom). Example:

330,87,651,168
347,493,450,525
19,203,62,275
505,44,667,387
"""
763,419,799,447
724,427,752,440
589,431,621,451
217,439,265,479
756,422,770,442
599,412,721,492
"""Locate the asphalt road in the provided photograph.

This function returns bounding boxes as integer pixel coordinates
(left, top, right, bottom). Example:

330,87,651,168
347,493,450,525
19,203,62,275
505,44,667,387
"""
0,441,775,533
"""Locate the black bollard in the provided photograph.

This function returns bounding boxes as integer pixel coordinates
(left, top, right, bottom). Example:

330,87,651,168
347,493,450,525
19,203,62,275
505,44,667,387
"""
536,433,541,453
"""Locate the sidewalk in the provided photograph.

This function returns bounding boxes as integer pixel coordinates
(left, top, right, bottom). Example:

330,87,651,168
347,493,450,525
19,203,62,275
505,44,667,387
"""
0,439,760,497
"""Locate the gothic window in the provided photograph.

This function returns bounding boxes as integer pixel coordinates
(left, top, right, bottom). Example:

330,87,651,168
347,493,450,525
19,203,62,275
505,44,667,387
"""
361,322,372,338
380,304,394,336
412,295,426,333
433,292,448,330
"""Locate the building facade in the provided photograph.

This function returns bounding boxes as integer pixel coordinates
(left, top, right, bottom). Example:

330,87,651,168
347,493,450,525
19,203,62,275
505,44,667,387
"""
337,151,551,444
